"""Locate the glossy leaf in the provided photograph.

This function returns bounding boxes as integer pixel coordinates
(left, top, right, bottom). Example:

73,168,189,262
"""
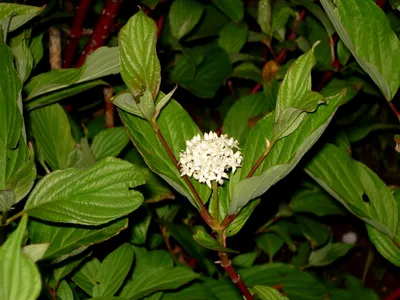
232,62,262,84
232,252,258,268
10,29,33,82
305,143,398,237
29,218,128,262
321,0,400,101
0,215,41,300
72,257,101,296
296,216,330,247
119,99,210,208
228,91,343,214
225,199,260,237
211,0,243,21
91,127,130,161
193,227,238,253
218,22,248,53
256,233,284,261
253,285,289,300
130,207,152,245
308,242,353,267
56,280,74,300
169,0,204,40
119,10,160,99
30,103,76,171
25,157,145,226
22,243,50,262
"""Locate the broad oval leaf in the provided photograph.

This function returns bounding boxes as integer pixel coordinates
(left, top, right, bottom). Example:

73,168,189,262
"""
0,3,42,32
169,0,204,40
253,285,289,300
211,0,243,22
193,227,238,253
218,22,248,53
0,215,41,300
321,0,400,101
25,157,145,226
119,10,160,99
307,242,353,267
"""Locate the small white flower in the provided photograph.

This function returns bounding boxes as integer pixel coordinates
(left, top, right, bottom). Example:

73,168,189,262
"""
179,132,243,188
342,231,357,245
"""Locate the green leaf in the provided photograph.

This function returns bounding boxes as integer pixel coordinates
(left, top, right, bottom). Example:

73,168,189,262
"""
193,227,238,253
289,182,347,216
25,157,145,226
232,62,262,83
30,103,76,171
72,257,101,296
256,233,284,261
169,0,204,40
225,198,260,237
307,16,332,71
241,263,328,299
0,215,41,300
321,0,400,101
228,91,343,214
56,280,74,300
30,33,43,68
119,10,160,99
308,242,353,267
29,218,128,262
185,5,229,41
66,137,96,169
257,0,272,36
130,207,152,245
0,190,14,213
95,244,134,297
223,92,275,144
162,283,216,300
25,47,119,101
119,98,210,209
305,143,399,238
91,127,130,161
218,22,248,53
337,39,351,65
296,216,330,247
120,249,200,299
25,80,107,111
172,47,232,98
232,252,258,268
0,3,42,32
211,0,243,21
0,35,22,191
10,29,33,82
52,254,89,283
253,285,289,300
274,45,323,140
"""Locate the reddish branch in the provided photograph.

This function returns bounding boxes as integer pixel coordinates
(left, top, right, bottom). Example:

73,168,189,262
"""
103,86,114,128
63,0,93,67
377,0,387,8
219,252,253,300
385,288,400,300
76,0,124,67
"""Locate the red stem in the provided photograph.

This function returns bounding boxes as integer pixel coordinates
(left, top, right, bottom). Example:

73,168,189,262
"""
156,15,166,40
377,0,386,8
76,0,124,67
250,84,261,94
63,0,93,67
227,80,237,100
219,253,253,300
385,288,400,300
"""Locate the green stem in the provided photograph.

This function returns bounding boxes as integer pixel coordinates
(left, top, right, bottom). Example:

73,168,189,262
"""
212,181,219,225
151,121,214,227
256,215,281,233
0,210,26,227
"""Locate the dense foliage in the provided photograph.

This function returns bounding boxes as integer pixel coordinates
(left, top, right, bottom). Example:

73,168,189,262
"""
1,0,400,299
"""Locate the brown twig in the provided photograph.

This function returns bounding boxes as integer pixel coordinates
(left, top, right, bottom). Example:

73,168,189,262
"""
389,102,400,121
49,26,62,69
76,0,124,67
103,86,114,128
227,80,237,100
63,0,94,67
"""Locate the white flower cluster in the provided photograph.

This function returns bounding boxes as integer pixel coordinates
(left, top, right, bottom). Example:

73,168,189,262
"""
179,132,243,188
